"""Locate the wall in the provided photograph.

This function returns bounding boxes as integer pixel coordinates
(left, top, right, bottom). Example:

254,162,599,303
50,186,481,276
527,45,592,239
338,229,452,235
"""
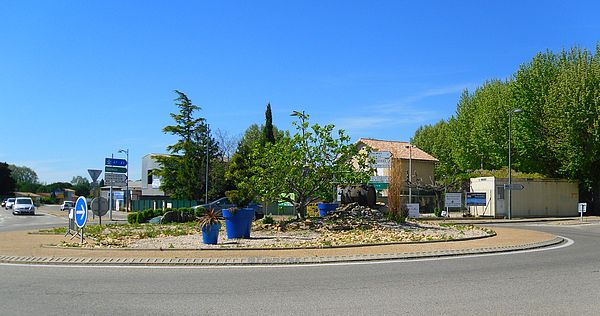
470,177,579,218
141,154,166,197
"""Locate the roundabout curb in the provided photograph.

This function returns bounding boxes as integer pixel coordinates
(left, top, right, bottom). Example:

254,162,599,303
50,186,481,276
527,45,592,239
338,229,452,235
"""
0,237,564,266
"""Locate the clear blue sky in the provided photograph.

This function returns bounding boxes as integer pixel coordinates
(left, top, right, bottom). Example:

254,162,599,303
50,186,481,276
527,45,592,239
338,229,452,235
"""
1,0,599,183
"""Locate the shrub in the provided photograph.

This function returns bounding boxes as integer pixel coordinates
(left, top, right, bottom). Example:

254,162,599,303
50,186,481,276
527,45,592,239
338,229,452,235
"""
387,211,406,224
194,206,206,218
307,204,319,217
262,215,275,225
127,212,138,224
433,207,442,217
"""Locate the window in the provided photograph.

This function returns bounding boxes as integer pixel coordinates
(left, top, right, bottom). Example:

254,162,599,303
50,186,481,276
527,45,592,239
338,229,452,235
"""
147,169,153,185
497,186,505,200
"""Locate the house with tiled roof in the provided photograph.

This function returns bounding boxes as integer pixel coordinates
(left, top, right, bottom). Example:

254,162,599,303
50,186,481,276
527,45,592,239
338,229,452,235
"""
357,138,438,211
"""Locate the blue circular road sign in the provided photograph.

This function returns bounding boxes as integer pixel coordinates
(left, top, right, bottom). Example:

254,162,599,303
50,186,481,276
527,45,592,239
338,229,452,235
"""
74,196,88,228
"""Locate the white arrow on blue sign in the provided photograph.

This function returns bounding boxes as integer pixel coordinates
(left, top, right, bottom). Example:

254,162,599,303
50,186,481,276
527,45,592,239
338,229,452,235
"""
74,196,88,228
105,158,127,167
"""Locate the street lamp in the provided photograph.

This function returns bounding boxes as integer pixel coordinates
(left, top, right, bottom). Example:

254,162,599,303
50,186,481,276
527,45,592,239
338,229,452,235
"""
118,149,129,211
205,124,210,204
405,145,414,204
508,108,523,220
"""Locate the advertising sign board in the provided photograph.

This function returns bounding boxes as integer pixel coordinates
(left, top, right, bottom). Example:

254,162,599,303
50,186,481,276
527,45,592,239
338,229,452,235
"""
445,193,462,208
407,203,420,218
466,192,487,206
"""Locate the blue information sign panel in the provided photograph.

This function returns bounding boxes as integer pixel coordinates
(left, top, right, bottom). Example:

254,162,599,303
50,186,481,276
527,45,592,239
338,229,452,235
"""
105,158,127,167
74,196,88,228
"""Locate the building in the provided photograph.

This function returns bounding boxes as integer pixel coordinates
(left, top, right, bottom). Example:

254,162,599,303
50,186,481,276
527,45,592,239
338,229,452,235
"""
141,154,168,198
357,138,438,210
469,177,579,217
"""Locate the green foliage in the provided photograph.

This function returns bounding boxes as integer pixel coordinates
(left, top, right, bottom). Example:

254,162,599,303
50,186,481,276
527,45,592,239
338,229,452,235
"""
433,207,442,217
71,176,91,197
0,162,17,195
387,210,406,223
8,164,38,184
262,215,275,225
127,212,138,224
194,206,206,218
127,207,199,224
155,90,218,201
411,44,600,211
225,189,252,208
264,103,275,144
198,208,221,229
40,196,59,205
249,113,372,219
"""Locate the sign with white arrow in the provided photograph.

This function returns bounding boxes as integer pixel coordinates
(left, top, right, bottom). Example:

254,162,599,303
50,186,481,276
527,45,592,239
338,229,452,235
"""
504,183,525,191
74,196,88,228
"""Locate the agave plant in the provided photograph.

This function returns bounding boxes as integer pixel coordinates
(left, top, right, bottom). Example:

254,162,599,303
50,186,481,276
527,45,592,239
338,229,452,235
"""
198,208,221,229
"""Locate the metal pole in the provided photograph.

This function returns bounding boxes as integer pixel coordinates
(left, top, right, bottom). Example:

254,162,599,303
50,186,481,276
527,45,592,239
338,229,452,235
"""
508,112,512,220
205,124,209,204
408,145,412,204
125,149,129,212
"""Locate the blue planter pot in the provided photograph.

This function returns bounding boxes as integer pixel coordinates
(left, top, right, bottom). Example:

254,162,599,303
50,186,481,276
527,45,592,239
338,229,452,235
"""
317,203,339,217
222,208,255,239
201,223,221,244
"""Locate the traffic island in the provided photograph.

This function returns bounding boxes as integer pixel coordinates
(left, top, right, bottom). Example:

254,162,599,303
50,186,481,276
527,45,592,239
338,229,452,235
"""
0,226,561,266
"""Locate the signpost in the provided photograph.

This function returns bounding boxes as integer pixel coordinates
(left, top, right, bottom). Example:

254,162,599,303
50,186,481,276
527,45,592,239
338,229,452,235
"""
504,183,524,191
105,158,127,167
578,202,587,222
369,151,391,168
105,157,128,220
91,197,109,225
74,196,88,243
105,173,127,187
466,192,487,206
407,203,420,218
444,192,462,217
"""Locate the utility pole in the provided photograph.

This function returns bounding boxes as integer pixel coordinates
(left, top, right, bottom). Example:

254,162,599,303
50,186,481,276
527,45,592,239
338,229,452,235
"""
508,109,523,220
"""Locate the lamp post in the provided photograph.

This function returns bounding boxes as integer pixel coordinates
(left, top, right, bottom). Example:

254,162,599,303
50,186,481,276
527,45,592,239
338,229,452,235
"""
508,108,523,220
405,145,414,204
205,124,210,204
118,149,129,211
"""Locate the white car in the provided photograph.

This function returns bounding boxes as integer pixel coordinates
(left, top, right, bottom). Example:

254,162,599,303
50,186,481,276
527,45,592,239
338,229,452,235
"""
60,201,74,212
4,198,15,209
12,197,35,215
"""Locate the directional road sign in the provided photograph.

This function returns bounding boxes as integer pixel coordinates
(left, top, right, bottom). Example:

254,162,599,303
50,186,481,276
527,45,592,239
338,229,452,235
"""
105,166,127,173
87,169,102,183
369,151,392,159
74,196,88,228
105,158,127,167
105,172,127,186
504,183,525,191
369,176,389,183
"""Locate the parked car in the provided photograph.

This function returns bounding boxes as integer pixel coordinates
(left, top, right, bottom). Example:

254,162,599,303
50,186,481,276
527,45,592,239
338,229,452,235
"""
1,198,7,208
12,197,35,215
194,197,264,220
4,198,16,210
60,201,75,212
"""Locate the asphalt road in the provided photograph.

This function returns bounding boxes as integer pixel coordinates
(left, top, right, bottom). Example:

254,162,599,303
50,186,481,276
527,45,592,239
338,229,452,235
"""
0,222,598,315
0,205,66,232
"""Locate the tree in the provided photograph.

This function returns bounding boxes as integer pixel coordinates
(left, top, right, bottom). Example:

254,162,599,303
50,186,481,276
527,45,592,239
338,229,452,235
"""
249,113,372,219
0,162,17,196
71,176,91,197
155,90,218,201
263,103,275,144
8,164,39,192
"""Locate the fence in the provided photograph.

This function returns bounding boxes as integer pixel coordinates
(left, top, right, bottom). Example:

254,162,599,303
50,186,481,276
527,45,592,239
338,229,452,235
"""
131,199,198,211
